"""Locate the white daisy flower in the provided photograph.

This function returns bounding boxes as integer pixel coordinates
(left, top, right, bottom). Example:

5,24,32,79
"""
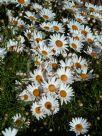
80,26,91,37
39,8,55,21
26,24,35,31
2,127,18,136
39,94,59,116
58,84,74,105
32,30,45,43
69,38,83,52
50,21,65,33
76,67,93,81
29,69,44,84
42,77,59,95
86,33,95,44
72,55,88,69
38,43,53,58
75,13,86,23
69,117,89,136
40,22,51,32
12,113,25,127
85,46,97,58
68,20,82,32
27,83,41,100
85,2,97,12
25,11,37,21
19,90,31,101
71,32,84,42
60,58,73,69
48,58,59,70
57,68,74,84
49,33,68,55
31,102,46,120
12,113,22,122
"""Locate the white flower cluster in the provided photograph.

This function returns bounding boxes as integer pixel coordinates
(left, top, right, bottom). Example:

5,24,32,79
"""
1,0,102,135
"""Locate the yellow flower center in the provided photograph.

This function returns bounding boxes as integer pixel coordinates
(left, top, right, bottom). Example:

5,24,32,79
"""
17,0,25,4
81,11,86,16
12,20,18,25
73,36,79,41
42,50,48,56
60,90,67,97
72,25,78,30
90,8,95,12
75,63,81,68
21,94,28,100
43,15,49,20
15,119,23,126
48,84,56,92
35,38,42,43
60,74,68,82
35,107,41,114
80,73,89,79
71,43,77,49
45,101,52,109
87,38,94,44
33,89,40,97
77,18,82,23
52,63,58,69
36,75,43,83
29,16,36,21
53,26,59,32
81,30,88,36
35,60,40,65
75,124,83,131
19,25,24,29
55,40,63,47
43,26,50,30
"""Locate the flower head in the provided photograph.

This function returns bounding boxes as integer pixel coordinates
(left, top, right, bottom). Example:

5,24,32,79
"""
31,102,46,120
69,117,90,136
49,33,68,55
39,94,59,116
58,84,74,105
40,8,55,21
